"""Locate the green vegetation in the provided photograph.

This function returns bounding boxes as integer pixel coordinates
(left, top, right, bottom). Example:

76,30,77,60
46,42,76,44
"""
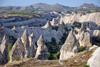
8,10,36,15
84,65,89,67
59,33,68,44
13,57,20,61
78,46,86,52
7,43,13,62
92,36,100,46
29,54,34,58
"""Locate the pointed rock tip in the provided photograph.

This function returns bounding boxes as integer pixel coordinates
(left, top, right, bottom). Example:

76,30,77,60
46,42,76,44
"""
30,33,34,37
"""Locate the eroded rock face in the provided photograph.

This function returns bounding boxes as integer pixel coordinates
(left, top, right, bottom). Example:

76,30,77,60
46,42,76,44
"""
35,34,48,60
0,34,9,61
10,38,25,62
58,20,65,29
79,31,92,47
60,30,78,60
29,33,36,57
93,30,100,38
42,20,52,29
21,30,29,58
0,51,4,65
87,47,100,67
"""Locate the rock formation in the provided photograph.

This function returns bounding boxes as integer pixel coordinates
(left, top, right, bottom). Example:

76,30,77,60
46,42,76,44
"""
89,22,97,30
42,20,52,29
58,20,65,29
0,34,9,61
87,47,100,67
79,31,92,47
93,30,100,38
35,34,48,60
29,33,36,57
9,38,25,62
21,30,29,58
0,51,4,65
60,30,78,60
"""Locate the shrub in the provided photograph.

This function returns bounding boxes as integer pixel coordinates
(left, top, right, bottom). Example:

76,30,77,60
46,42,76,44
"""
29,54,34,58
7,43,13,62
53,53,60,60
84,65,89,67
78,46,86,52
47,52,50,58
14,57,20,61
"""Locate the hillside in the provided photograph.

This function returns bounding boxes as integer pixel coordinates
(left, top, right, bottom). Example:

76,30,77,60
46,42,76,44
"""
0,3,99,10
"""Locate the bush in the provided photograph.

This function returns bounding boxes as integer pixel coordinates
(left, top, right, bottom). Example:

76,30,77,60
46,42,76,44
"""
47,52,50,58
78,46,86,52
14,57,20,61
53,52,60,60
29,54,34,58
84,65,89,67
7,43,13,62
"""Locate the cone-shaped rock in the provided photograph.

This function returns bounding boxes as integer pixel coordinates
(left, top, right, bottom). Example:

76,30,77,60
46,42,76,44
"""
43,20,52,29
21,30,29,58
10,38,25,62
58,20,65,29
51,18,58,26
79,31,92,47
29,33,36,57
0,34,9,61
60,30,78,60
21,30,29,49
35,34,48,60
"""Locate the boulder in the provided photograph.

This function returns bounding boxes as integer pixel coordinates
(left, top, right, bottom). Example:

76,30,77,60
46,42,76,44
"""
10,38,25,62
79,31,92,47
21,30,29,58
60,30,78,60
35,34,48,60
87,47,100,67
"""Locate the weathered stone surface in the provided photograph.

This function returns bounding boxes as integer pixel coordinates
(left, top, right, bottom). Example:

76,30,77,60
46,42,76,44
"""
79,31,92,47
58,20,65,29
29,33,36,57
0,34,9,61
87,47,100,67
10,38,25,62
21,30,30,58
60,30,78,60
0,51,4,65
35,34,48,60
89,22,97,30
42,20,52,29
93,30,100,38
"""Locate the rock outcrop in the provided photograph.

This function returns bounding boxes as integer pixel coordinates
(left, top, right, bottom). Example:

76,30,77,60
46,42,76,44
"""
79,31,92,47
87,47,100,67
93,30,100,38
0,51,4,65
60,30,78,60
0,34,9,61
9,38,25,62
29,33,36,57
42,20,52,29
58,20,65,29
35,34,48,60
21,30,29,58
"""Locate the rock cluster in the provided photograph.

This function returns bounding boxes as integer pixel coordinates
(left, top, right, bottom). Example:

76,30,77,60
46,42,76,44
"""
9,30,48,62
